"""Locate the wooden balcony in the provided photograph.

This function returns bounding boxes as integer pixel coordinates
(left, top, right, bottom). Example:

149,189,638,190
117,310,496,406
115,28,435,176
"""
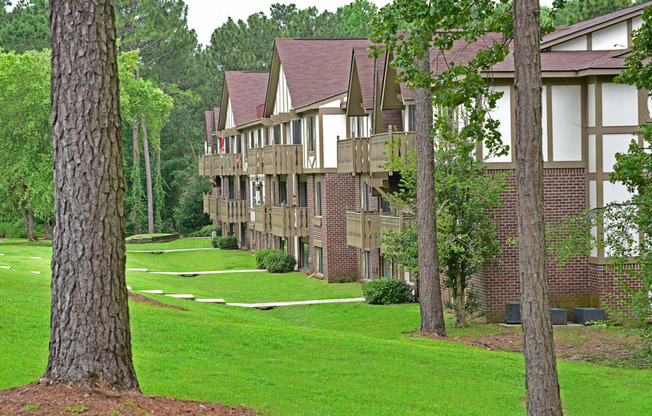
217,199,247,223
346,212,381,250
218,153,245,176
253,204,272,233
271,206,309,238
247,148,264,175
263,145,303,175
379,214,414,252
198,155,210,177
337,138,369,174
203,194,218,221
369,131,416,173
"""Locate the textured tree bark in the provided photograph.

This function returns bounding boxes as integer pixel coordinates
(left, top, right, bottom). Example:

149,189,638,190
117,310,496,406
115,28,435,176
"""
44,0,139,391
131,118,142,235
416,54,446,337
513,0,563,414
454,266,467,328
141,119,155,234
43,220,53,240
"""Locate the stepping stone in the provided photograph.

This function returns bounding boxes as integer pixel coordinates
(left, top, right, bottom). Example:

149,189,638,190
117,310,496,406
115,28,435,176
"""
149,269,265,276
195,298,226,304
0,266,10,269
127,286,132,290
29,257,41,259
126,268,148,272
30,271,41,275
140,290,164,294
165,294,195,300
0,253,4,255
226,297,366,309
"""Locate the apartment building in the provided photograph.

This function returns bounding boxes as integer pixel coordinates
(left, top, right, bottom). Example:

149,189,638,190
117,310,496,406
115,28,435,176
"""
201,3,651,320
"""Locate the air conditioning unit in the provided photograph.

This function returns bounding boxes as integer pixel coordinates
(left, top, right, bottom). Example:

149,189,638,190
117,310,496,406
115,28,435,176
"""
550,308,568,325
505,302,521,324
573,308,605,325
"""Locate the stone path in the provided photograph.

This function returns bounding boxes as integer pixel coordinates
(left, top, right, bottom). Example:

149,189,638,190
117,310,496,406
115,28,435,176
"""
226,298,366,309
135,288,363,309
148,269,265,276
126,248,220,253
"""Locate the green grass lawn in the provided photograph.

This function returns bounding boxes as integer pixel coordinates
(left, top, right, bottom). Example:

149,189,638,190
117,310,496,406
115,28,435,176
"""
2,239,652,415
126,238,212,250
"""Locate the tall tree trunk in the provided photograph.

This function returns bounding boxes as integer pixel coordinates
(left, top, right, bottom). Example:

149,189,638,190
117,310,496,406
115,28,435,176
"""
45,0,139,391
131,118,143,235
141,119,155,234
44,220,53,240
513,0,563,414
416,54,446,336
9,185,36,242
27,203,36,241
454,265,467,328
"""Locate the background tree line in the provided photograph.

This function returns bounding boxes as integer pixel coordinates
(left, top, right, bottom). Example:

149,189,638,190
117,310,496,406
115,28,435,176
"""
0,0,379,237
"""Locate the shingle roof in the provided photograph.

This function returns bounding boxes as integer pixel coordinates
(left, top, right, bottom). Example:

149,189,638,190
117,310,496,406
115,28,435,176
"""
204,110,214,142
224,71,269,127
493,49,627,73
542,1,650,45
275,38,371,109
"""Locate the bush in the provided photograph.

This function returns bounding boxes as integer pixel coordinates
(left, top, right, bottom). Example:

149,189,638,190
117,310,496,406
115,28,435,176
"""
362,278,414,305
255,249,277,269
264,251,297,273
212,235,239,250
189,224,222,237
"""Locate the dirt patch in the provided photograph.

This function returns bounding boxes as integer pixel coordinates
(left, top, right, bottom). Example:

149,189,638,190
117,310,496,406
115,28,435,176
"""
128,292,188,311
451,325,645,367
0,382,260,416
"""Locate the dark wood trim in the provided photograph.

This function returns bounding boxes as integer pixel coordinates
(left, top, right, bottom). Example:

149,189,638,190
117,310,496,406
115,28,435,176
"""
546,85,553,162
627,19,633,49
319,114,325,169
586,126,640,134
510,85,515,162
319,108,346,115
587,33,593,51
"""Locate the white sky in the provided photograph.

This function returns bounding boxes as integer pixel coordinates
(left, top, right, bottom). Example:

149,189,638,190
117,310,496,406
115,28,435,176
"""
187,1,558,47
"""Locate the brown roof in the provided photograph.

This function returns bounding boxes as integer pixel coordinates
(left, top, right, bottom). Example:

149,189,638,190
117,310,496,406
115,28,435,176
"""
542,1,650,45
213,107,220,133
274,38,371,109
352,46,387,110
223,71,269,127
493,49,627,73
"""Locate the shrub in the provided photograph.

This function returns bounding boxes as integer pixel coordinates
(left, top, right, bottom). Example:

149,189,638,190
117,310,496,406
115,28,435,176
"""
362,278,414,305
255,249,277,269
264,251,297,273
189,224,222,237
212,235,239,250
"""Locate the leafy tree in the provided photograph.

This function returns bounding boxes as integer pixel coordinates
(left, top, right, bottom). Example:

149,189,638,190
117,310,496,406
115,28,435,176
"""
0,0,49,53
45,0,138,389
0,49,52,241
383,137,507,328
173,168,211,234
553,0,643,26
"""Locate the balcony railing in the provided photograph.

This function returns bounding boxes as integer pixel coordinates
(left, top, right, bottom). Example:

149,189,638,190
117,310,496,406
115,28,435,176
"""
198,153,246,176
203,194,218,221
337,137,369,174
345,212,381,250
379,214,413,252
263,145,303,175
247,148,264,175
217,199,247,223
271,206,309,238
253,204,272,233
369,130,415,173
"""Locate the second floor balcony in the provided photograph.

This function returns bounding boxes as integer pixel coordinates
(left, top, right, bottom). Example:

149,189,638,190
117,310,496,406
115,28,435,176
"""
346,212,381,250
337,137,369,174
217,199,247,224
379,214,414,253
263,144,303,175
253,204,272,233
247,148,264,175
271,205,309,238
369,130,415,173
198,153,246,177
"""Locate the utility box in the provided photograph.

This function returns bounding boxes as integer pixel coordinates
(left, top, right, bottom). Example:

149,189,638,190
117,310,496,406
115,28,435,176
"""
550,308,568,325
573,308,605,325
505,302,521,324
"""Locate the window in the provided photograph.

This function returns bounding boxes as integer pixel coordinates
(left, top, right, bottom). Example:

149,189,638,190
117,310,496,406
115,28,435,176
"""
315,180,322,216
356,116,362,138
307,116,315,152
380,197,391,213
236,134,242,154
317,246,323,274
250,131,255,149
302,241,309,270
364,251,371,280
362,183,370,212
408,105,416,132
258,129,262,148
292,119,302,145
279,179,287,205
264,127,270,146
299,181,308,207
381,256,393,278
225,136,231,153
274,124,281,144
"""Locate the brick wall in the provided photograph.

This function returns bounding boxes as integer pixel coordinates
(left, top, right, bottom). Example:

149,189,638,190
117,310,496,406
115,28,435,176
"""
482,168,590,322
